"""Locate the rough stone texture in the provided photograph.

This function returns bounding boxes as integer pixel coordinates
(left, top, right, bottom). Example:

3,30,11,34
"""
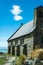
34,7,43,49
8,32,34,56
8,42,11,46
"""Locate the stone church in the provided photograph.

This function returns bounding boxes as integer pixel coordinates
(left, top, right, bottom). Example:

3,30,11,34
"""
7,6,43,56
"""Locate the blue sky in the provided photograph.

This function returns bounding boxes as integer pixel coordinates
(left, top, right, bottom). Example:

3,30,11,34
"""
0,0,43,48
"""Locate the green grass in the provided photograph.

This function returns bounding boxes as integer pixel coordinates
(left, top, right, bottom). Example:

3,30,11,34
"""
0,58,6,65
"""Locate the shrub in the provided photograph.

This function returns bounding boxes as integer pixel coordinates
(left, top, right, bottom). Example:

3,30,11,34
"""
28,48,43,60
16,54,26,65
16,59,22,65
19,54,26,61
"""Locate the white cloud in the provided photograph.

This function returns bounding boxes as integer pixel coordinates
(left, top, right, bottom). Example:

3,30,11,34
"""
11,5,23,15
10,5,23,21
14,15,23,21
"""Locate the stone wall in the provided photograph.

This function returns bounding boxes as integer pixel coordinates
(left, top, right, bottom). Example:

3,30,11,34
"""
34,7,43,49
8,32,34,56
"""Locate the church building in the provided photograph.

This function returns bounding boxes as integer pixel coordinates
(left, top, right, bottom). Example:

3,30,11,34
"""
7,6,43,56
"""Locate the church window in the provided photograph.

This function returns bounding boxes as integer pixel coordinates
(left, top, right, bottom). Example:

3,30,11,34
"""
15,40,18,45
20,38,24,45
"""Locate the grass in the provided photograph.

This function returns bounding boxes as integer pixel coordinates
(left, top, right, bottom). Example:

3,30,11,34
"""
0,58,6,65
0,53,15,65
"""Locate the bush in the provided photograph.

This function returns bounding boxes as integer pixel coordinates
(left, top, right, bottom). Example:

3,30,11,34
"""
28,48,43,60
19,54,26,62
16,59,22,65
16,54,26,65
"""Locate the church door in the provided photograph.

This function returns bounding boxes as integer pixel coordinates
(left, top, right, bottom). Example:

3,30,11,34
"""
17,45,20,56
8,46,11,54
23,44,27,56
12,46,15,55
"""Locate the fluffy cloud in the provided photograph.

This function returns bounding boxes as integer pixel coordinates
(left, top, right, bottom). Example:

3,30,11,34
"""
11,5,23,15
14,15,23,21
11,5,23,21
